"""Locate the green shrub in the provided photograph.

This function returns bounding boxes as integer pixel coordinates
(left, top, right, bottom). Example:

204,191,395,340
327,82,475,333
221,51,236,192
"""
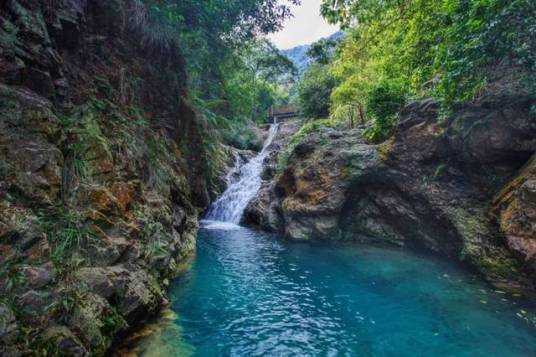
363,80,407,143
0,256,23,293
100,306,128,336
140,0,298,154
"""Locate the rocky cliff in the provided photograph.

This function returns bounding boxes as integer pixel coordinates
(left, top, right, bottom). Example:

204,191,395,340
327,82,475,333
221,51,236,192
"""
246,96,536,293
0,0,211,355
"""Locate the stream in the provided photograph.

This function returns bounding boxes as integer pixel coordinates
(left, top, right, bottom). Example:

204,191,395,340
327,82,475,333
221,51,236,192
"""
124,123,536,356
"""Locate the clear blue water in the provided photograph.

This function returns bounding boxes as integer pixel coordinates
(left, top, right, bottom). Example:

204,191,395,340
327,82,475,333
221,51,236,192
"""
133,225,536,356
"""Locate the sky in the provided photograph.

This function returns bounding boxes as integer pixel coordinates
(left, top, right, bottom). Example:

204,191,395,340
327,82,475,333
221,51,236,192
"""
267,0,340,50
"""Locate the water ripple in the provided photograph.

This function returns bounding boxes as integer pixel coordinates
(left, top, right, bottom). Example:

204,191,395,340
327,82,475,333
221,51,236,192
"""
135,227,536,357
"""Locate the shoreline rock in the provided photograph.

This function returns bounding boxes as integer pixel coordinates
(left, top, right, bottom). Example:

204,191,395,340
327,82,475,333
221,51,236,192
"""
247,97,536,294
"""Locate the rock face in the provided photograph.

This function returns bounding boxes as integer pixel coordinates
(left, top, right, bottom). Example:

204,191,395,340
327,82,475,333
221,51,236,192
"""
0,0,209,355
493,155,536,274
253,96,536,293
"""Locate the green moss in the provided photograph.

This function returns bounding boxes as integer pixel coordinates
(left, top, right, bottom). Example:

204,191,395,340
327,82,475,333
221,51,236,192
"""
47,288,82,324
60,103,114,186
33,336,62,356
448,207,489,244
0,256,24,293
448,206,521,283
142,221,168,259
474,255,518,279
0,19,19,51
378,140,393,161
340,165,353,179
94,75,114,97
129,105,149,127
144,136,177,192
225,124,262,151
341,156,365,179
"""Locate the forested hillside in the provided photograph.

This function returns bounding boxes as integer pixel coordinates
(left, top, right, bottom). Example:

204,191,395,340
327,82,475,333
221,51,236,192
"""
281,31,344,76
296,0,535,141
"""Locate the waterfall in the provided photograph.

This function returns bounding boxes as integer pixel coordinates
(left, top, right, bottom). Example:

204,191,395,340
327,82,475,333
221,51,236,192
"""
205,122,280,224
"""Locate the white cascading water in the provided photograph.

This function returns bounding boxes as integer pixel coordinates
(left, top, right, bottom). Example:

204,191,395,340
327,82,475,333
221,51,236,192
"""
205,122,280,224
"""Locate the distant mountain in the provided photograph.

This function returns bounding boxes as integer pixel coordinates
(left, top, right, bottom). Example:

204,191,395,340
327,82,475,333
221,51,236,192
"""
282,44,311,76
281,31,344,76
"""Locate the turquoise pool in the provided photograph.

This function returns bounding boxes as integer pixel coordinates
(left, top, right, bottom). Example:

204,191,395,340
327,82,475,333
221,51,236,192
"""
132,225,536,356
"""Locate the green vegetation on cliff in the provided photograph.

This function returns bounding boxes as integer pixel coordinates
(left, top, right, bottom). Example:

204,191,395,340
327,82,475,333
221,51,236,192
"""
296,0,535,141
142,0,298,150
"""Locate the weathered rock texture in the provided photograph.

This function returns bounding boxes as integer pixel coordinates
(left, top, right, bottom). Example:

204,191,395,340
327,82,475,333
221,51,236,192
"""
0,0,210,355
248,96,536,293
493,155,536,273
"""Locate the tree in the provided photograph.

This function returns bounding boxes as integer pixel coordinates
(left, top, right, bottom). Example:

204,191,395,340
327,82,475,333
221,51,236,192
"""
363,79,406,142
243,40,297,83
319,0,535,143
140,0,300,148
239,40,297,121
307,38,337,65
144,0,301,44
298,63,338,119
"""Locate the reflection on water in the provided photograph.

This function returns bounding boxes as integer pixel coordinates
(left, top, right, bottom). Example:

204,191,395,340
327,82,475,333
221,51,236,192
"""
121,226,536,356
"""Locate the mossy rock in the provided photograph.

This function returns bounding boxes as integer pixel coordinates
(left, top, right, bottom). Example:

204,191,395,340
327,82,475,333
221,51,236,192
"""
475,255,518,279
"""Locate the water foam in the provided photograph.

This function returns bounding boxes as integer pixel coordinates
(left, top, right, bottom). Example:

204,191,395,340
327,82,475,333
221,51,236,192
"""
205,122,280,224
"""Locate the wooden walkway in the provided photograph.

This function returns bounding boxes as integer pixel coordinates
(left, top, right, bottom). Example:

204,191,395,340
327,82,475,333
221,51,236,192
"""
269,105,298,122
